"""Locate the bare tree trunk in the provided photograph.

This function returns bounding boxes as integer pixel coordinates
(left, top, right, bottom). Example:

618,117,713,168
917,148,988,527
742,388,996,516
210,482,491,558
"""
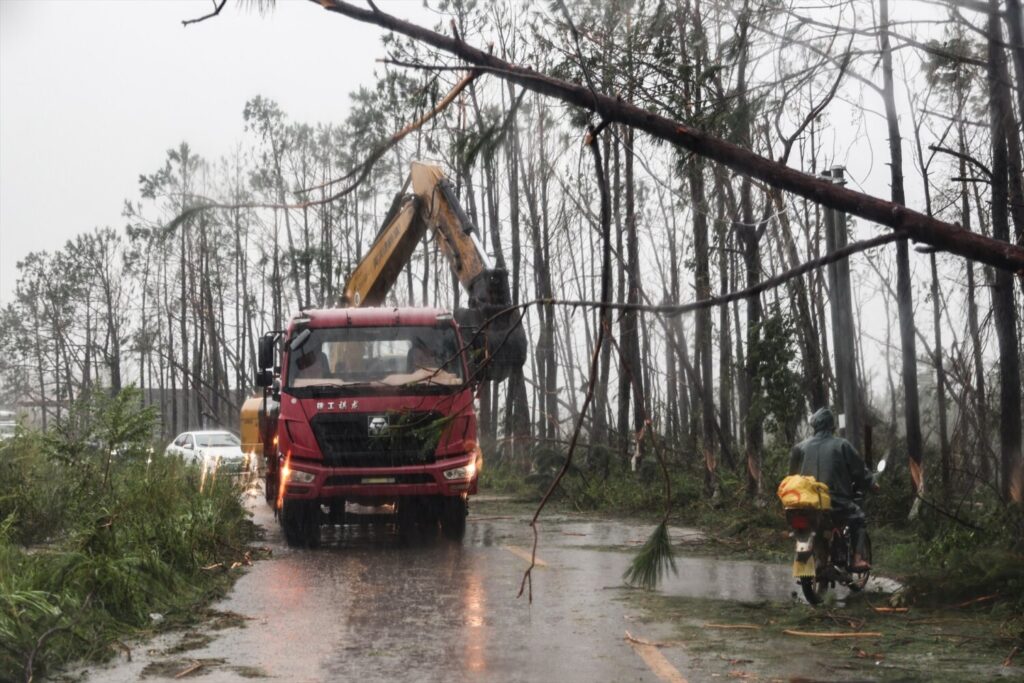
960,141,992,481
504,81,530,462
594,133,613,443
880,0,925,502
986,1,1024,503
1005,0,1024,124
930,252,952,500
689,154,716,492
623,126,645,443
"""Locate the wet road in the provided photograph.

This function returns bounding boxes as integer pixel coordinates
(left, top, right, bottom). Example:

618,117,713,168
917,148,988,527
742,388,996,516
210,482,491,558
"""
79,493,800,682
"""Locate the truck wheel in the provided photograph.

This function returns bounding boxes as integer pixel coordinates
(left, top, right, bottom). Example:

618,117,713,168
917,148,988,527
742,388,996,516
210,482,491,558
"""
281,499,320,548
326,499,346,526
440,495,467,541
395,499,419,540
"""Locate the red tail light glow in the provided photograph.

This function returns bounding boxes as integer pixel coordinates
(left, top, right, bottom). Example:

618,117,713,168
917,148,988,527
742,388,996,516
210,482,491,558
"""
789,514,811,531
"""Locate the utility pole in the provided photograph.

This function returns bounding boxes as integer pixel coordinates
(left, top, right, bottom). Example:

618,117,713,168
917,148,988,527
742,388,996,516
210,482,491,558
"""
823,167,862,454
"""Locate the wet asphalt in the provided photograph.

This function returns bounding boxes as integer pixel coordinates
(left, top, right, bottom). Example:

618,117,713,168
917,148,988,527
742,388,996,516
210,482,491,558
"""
77,492,803,683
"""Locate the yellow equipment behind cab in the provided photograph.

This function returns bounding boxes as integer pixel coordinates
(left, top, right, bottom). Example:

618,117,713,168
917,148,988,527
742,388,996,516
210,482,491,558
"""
241,394,280,476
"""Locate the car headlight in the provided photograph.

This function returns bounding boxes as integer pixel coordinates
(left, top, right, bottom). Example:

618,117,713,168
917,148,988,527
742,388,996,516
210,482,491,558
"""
443,461,477,481
289,469,316,484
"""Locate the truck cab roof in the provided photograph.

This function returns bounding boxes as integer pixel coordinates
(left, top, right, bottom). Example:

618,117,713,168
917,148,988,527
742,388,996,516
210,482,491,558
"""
288,307,454,331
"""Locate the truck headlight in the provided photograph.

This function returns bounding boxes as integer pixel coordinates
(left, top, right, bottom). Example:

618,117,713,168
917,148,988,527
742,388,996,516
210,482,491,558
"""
289,469,316,484
443,461,477,481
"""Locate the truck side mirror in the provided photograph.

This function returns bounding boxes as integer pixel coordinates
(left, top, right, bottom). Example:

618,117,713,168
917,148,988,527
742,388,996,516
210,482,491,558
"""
255,369,273,388
258,334,276,370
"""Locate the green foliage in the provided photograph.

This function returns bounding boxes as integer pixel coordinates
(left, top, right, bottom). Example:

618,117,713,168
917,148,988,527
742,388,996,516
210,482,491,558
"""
885,502,1024,615
748,310,805,442
0,389,252,681
623,521,677,591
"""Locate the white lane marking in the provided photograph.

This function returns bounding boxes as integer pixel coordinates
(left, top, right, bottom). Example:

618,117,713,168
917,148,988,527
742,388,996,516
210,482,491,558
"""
626,632,689,683
503,545,548,567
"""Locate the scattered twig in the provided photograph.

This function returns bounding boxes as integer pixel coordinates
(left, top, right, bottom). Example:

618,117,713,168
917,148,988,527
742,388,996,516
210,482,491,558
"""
783,630,883,638
703,623,762,630
1003,646,1020,667
624,631,685,648
174,661,204,679
111,640,132,662
956,594,997,608
871,607,909,614
823,612,866,630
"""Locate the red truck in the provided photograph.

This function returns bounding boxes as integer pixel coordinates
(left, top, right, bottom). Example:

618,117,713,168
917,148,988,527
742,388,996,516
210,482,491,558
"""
247,163,525,547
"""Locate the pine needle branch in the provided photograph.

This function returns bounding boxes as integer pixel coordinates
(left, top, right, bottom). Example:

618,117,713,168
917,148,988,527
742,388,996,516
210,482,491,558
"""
623,521,677,591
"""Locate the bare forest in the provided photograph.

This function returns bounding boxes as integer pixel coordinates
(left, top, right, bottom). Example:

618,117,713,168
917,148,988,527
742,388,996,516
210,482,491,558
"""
3,0,1023,517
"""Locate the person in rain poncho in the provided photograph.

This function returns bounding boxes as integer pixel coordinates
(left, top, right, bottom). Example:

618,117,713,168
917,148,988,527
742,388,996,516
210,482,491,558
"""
788,407,878,570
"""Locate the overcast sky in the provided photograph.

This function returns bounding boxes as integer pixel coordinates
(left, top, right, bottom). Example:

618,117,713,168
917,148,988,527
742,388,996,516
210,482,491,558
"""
1,0,949,308
0,0,435,305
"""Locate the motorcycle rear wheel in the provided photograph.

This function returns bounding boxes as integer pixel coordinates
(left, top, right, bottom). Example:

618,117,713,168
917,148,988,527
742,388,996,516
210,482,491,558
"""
800,540,831,605
847,535,872,592
799,576,828,605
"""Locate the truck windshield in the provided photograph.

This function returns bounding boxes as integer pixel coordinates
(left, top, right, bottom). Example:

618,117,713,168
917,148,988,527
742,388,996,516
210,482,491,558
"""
285,325,465,396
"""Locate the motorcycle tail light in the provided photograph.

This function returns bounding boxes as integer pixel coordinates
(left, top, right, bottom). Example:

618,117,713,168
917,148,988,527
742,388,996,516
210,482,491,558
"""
789,514,811,530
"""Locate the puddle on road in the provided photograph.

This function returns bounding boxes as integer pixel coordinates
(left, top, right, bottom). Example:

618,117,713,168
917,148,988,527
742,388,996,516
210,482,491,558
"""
504,517,797,603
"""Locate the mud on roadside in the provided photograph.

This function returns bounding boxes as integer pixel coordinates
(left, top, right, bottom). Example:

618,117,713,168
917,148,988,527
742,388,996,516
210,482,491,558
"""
621,589,1024,682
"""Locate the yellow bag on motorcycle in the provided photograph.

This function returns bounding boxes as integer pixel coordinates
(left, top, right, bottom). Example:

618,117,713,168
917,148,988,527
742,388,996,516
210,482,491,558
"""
777,475,831,510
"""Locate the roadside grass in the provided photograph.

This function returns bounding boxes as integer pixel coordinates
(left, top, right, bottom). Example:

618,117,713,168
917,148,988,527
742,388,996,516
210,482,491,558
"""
0,389,255,682
623,590,1023,682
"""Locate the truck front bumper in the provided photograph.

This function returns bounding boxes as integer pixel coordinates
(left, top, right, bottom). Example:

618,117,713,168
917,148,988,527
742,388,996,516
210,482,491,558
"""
281,454,479,501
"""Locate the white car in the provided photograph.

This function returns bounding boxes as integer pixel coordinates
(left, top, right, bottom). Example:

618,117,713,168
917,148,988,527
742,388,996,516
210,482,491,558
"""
165,430,248,473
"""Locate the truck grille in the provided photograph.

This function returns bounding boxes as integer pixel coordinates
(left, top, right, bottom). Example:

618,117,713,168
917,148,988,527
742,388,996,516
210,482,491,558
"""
309,411,445,467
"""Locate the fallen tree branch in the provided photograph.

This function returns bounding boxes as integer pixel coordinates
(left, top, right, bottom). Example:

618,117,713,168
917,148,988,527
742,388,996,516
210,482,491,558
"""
298,69,479,195
160,70,479,230
517,124,611,603
182,0,227,27
313,0,1024,273
475,231,903,325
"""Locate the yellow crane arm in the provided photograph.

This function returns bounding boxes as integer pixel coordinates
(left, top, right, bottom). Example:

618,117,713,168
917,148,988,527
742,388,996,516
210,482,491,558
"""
342,197,426,307
339,160,526,382
342,161,495,307
409,161,493,296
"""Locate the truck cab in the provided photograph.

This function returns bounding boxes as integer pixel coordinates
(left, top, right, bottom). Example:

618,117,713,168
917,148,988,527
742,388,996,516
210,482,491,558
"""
259,307,481,546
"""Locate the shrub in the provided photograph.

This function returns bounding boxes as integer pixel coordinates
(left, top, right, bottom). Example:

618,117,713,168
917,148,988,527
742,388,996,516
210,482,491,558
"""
0,388,253,681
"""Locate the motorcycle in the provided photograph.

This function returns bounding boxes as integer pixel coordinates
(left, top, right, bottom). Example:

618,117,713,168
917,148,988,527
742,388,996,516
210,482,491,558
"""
788,458,886,605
